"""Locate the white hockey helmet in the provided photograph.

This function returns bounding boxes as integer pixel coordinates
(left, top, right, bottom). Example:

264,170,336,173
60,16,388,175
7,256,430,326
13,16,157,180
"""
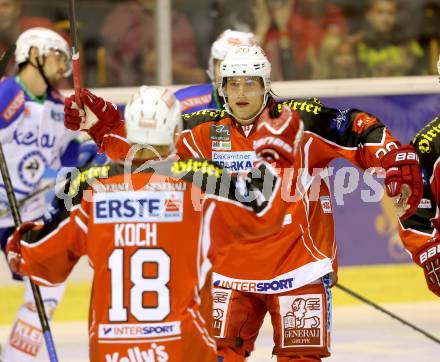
124,86,182,147
15,27,72,77
218,45,272,122
207,29,257,81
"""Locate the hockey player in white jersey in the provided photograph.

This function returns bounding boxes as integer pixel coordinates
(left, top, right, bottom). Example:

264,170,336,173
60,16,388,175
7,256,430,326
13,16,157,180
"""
0,27,80,362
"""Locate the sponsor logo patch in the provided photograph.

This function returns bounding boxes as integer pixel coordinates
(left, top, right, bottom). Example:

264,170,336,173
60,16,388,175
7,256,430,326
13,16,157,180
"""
98,322,181,339
212,288,233,338
212,141,231,151
212,151,256,172
171,159,223,178
93,191,183,223
279,294,323,348
3,91,25,121
9,319,42,357
320,196,332,214
418,198,432,209
104,344,169,362
213,277,294,293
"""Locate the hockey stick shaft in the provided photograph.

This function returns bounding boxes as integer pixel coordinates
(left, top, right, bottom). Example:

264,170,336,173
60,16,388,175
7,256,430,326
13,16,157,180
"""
0,47,59,362
68,0,82,108
336,283,440,344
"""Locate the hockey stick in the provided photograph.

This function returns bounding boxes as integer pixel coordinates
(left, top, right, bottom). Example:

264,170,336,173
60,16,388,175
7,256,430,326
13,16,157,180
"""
0,181,57,218
336,283,440,344
67,0,82,107
0,47,59,361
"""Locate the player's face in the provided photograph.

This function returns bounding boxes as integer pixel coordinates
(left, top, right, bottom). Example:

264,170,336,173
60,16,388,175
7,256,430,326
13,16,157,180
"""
224,76,265,125
42,50,69,86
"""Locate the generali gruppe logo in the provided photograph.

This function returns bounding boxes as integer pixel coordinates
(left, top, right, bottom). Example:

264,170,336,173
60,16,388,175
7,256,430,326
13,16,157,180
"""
280,295,323,348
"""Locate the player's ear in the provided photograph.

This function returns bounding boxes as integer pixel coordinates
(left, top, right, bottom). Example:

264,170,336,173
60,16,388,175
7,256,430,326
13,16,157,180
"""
28,47,40,64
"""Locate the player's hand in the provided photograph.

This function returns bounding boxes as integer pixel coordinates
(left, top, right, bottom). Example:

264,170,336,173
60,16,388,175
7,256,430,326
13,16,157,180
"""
64,88,123,147
6,222,43,275
381,144,423,220
414,239,440,297
254,105,303,168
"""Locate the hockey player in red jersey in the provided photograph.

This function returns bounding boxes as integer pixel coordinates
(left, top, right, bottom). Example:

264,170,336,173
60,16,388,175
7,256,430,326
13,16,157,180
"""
396,55,440,298
6,84,304,362
61,46,423,361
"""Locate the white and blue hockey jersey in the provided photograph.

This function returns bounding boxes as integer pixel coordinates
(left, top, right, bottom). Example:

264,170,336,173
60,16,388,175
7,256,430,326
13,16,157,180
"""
0,76,78,227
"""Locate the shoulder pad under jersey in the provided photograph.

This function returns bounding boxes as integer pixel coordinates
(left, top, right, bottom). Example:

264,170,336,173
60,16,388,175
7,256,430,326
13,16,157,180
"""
182,108,228,130
0,76,25,127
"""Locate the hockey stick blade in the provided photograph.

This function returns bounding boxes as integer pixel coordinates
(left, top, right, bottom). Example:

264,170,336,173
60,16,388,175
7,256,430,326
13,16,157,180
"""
336,283,440,345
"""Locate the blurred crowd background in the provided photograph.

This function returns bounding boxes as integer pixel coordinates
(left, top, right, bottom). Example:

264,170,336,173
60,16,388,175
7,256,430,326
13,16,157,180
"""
1,0,439,88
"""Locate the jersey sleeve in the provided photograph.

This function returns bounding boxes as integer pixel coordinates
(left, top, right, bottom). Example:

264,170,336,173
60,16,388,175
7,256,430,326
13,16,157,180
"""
176,128,208,160
20,198,89,286
0,77,26,143
19,165,112,285
399,116,440,256
172,159,289,240
282,98,401,169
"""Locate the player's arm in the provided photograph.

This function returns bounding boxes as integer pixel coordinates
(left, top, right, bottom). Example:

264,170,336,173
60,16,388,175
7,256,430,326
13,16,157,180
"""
277,99,423,219
0,79,26,142
399,122,440,297
6,165,111,285
64,88,130,161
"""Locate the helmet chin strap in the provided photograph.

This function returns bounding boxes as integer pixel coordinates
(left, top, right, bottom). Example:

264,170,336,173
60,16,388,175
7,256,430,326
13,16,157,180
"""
222,92,269,124
33,56,52,89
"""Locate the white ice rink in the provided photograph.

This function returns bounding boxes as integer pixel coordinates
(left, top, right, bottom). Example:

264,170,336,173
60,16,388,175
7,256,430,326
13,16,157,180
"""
1,301,439,361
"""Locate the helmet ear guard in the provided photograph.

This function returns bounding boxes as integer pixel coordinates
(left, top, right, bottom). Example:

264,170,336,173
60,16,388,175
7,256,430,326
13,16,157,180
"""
124,86,182,149
15,27,72,77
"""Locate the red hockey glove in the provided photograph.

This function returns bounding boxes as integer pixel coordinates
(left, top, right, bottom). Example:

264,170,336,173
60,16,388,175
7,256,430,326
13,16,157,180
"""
414,240,440,297
64,88,123,148
253,105,304,168
6,222,42,275
381,144,423,220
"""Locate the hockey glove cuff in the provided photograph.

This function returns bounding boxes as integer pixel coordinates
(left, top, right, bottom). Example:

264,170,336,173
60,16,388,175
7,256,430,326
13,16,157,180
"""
6,222,43,275
381,144,423,220
414,240,440,297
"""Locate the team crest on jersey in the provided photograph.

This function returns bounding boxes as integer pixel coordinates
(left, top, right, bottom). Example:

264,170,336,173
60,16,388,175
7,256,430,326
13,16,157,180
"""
18,150,48,188
212,288,233,338
211,125,231,150
279,294,324,348
210,125,230,141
